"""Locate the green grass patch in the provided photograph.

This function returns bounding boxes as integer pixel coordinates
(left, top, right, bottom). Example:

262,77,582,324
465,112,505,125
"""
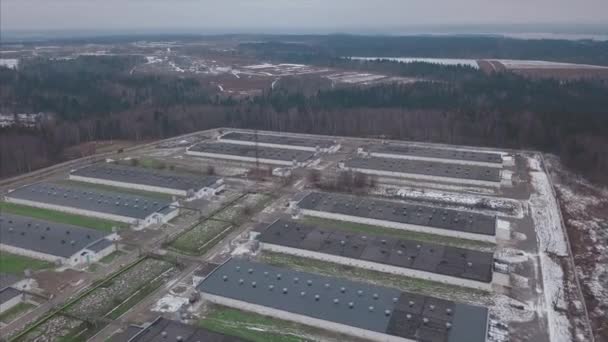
59,180,172,200
259,251,490,301
0,202,127,233
99,250,125,264
105,276,165,319
200,306,316,342
0,252,53,274
169,219,232,255
302,216,494,251
0,302,36,323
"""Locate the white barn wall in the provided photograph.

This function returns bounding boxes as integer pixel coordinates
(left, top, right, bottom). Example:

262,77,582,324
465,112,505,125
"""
201,293,414,342
260,243,493,291
0,293,23,314
68,174,187,196
0,243,65,264
365,151,504,168
4,197,136,224
185,149,319,168
218,138,319,152
299,208,497,243
342,165,501,188
4,197,179,230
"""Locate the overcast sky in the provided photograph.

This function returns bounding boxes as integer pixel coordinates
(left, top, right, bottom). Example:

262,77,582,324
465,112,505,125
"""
2,0,608,33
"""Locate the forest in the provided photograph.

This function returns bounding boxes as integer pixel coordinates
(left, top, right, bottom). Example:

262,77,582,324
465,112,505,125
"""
1,53,607,185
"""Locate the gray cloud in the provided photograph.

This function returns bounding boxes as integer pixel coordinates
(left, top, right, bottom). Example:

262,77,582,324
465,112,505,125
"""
1,0,607,32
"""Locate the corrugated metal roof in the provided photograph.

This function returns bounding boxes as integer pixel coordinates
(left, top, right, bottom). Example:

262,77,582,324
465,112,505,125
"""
345,157,501,182
123,317,246,342
258,219,494,283
6,182,175,220
72,164,222,191
221,132,335,149
0,273,23,290
368,143,503,163
188,142,315,162
298,192,496,236
197,259,488,342
0,287,22,305
0,213,112,258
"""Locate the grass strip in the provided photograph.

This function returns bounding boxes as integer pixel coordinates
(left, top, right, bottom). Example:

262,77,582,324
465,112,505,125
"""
0,201,127,232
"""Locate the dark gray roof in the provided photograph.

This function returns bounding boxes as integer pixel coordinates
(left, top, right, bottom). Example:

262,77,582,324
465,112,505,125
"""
188,142,315,163
7,182,174,220
109,326,143,342
86,238,113,252
0,213,111,258
0,287,22,305
0,273,23,289
298,192,496,236
258,219,494,283
71,164,222,191
124,317,246,342
369,144,503,164
198,259,488,342
345,157,501,182
221,132,335,149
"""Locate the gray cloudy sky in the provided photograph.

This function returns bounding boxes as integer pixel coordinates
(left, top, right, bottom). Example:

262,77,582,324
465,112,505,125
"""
2,0,607,32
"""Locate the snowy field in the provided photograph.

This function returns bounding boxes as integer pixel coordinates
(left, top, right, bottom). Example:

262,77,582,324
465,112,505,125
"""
496,59,608,69
0,58,19,69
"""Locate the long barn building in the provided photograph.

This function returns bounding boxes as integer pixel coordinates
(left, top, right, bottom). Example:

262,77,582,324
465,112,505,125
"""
219,131,340,153
359,143,504,168
341,157,507,187
256,219,503,290
70,163,224,200
294,192,509,243
197,259,489,342
187,141,319,167
5,182,179,229
0,213,117,266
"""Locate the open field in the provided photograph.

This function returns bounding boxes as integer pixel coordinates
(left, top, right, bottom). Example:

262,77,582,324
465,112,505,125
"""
0,303,36,324
169,219,232,255
10,258,175,342
0,201,127,232
169,193,271,255
199,305,355,342
0,251,54,274
301,215,495,251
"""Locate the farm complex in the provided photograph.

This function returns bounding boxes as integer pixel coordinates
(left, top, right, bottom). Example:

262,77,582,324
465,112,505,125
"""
0,128,589,342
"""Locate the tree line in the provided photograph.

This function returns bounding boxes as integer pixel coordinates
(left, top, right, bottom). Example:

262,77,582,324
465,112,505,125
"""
1,56,607,185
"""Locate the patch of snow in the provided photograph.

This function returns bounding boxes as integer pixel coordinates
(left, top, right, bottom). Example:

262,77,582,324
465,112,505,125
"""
0,58,19,69
491,294,535,323
152,294,189,313
496,59,608,70
244,63,275,69
528,155,573,342
394,187,522,217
